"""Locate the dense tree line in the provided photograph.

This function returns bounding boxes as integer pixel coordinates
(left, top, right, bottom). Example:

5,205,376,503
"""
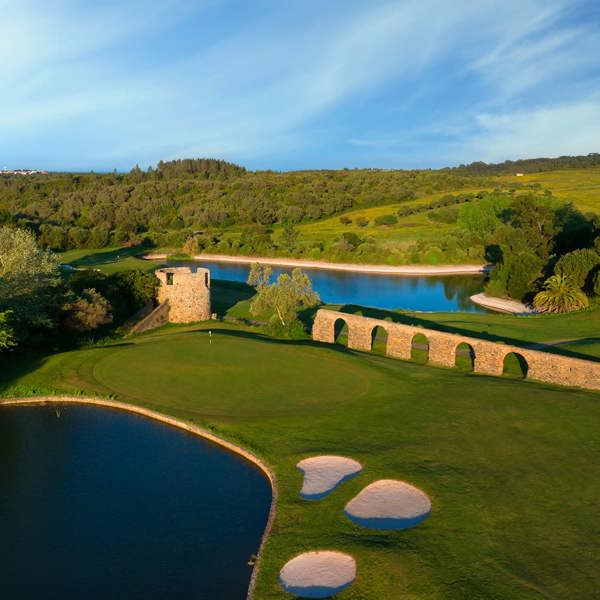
449,153,600,176
457,193,600,309
0,158,498,250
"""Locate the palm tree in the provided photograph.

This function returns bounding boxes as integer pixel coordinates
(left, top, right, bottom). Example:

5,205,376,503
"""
533,274,589,313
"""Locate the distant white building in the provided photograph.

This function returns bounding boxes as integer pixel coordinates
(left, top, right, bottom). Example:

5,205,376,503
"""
515,172,524,177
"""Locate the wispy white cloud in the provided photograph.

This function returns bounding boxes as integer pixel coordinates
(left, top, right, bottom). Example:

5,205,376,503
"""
459,99,600,163
0,0,599,169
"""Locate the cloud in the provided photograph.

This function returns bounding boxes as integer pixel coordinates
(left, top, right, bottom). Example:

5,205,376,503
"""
458,99,600,163
0,0,599,170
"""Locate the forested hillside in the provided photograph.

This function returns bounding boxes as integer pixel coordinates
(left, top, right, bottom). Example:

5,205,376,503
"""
1,158,504,250
449,152,600,176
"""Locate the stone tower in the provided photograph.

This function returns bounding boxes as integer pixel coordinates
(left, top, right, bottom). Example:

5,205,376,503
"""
155,266,211,323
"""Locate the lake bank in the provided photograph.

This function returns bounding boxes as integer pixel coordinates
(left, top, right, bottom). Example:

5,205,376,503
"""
142,252,489,276
470,293,533,314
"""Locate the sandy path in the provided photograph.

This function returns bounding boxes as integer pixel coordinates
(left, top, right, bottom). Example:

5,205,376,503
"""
141,252,488,276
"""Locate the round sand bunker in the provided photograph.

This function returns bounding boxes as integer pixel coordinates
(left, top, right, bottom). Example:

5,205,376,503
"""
297,455,362,500
345,479,431,530
279,550,356,598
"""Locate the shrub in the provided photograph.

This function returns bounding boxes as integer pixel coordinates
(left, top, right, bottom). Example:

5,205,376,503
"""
374,214,398,226
339,215,352,225
533,274,589,313
554,248,600,291
63,288,113,332
355,216,369,227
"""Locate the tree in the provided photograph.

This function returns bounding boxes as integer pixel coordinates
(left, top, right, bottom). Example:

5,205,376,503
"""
63,288,113,332
554,248,600,291
486,251,544,301
0,226,61,337
458,194,507,242
247,263,273,288
0,310,16,350
501,195,557,260
280,220,298,251
250,268,320,330
533,274,589,313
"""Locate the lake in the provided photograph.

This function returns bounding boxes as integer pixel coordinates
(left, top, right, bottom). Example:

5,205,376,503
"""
185,260,486,312
0,405,271,600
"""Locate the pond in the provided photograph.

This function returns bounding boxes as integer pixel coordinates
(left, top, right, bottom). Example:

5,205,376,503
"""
185,260,486,312
0,405,271,600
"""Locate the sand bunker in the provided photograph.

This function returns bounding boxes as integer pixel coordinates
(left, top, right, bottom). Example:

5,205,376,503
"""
279,550,356,598
297,456,362,500
344,479,431,530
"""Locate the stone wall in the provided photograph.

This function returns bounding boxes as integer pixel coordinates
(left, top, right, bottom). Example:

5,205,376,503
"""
155,267,211,323
312,309,600,391
129,301,170,334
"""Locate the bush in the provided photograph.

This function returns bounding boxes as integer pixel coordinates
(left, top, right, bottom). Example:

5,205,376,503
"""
355,216,369,227
63,288,113,332
554,248,600,291
339,215,352,225
374,214,398,226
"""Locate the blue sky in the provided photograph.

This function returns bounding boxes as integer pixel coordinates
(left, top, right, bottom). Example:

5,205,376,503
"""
2,0,600,171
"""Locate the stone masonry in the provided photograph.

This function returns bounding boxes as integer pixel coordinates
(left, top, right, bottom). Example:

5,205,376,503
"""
312,309,600,391
155,267,211,323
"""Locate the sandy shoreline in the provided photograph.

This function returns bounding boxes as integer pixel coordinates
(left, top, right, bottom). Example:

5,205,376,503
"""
470,293,533,314
141,252,489,276
0,396,276,600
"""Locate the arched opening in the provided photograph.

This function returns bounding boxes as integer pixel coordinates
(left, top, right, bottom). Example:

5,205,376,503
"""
334,318,349,347
370,326,389,355
411,333,429,364
455,342,475,371
503,352,529,379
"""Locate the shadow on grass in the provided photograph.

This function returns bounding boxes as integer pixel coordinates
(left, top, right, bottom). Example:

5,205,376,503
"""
68,243,156,268
0,352,50,394
329,304,600,362
211,279,255,315
179,326,361,357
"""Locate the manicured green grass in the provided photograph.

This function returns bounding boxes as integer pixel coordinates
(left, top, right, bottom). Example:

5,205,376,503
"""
330,304,600,362
2,325,598,599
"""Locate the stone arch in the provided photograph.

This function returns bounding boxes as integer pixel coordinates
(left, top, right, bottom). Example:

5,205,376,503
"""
410,332,429,364
503,352,529,379
334,317,350,347
455,341,475,371
370,325,389,355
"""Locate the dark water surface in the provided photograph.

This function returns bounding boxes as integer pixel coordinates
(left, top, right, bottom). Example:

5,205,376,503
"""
185,260,486,312
0,406,271,600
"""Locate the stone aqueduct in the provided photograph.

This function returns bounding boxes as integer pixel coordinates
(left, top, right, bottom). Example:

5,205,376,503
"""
312,309,600,391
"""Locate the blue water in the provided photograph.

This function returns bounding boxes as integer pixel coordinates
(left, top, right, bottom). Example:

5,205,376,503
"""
188,260,486,312
0,406,271,599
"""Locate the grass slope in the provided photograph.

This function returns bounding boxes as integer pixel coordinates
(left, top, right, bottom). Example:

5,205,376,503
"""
2,324,598,599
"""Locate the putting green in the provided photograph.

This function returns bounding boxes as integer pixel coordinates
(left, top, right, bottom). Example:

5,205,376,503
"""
2,324,599,599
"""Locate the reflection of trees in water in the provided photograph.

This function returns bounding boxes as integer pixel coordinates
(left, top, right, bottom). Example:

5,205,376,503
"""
442,276,486,311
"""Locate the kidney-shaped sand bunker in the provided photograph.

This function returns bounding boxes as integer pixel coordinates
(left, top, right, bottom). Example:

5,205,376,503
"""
345,479,431,530
279,550,356,598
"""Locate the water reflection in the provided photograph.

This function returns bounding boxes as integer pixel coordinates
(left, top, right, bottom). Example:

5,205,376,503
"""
180,260,485,312
0,406,271,600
